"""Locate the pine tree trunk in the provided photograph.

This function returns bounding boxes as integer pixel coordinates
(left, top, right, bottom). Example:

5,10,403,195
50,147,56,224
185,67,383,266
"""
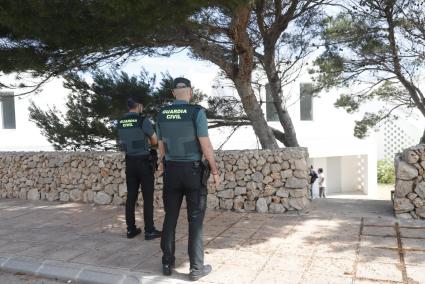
263,49,299,147
420,129,425,144
235,80,279,149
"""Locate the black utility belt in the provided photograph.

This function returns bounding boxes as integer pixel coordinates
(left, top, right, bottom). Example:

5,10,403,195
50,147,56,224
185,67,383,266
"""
126,154,150,161
165,160,201,168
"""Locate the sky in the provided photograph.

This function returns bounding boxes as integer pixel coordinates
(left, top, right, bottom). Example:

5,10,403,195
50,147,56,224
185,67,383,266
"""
121,52,222,98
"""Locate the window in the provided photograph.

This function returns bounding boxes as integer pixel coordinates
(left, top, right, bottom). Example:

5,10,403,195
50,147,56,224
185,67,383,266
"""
0,92,16,129
300,83,313,121
266,84,279,121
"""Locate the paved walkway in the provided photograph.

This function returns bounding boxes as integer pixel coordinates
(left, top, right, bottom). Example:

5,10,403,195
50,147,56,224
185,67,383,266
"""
1,198,425,284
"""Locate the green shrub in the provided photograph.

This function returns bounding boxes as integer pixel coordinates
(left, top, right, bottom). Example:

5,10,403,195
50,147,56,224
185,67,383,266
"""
377,159,395,184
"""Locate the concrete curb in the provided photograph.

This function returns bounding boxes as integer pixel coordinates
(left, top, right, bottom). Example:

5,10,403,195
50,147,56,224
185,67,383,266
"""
0,255,187,284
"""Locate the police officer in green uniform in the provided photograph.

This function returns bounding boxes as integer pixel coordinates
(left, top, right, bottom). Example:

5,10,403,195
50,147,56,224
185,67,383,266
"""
156,78,220,281
117,97,161,240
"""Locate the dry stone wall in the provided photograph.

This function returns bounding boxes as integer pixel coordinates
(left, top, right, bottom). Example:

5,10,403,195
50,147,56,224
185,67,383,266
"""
0,148,310,214
394,144,425,219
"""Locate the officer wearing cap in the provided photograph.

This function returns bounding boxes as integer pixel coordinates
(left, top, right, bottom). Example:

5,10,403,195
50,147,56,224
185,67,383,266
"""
117,97,161,240
156,77,220,281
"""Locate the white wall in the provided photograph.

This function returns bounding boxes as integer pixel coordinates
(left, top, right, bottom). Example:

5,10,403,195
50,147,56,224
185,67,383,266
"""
376,119,423,161
326,157,342,194
340,155,367,193
0,79,69,151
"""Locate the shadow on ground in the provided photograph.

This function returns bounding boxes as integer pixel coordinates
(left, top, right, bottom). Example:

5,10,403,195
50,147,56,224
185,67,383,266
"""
1,197,425,283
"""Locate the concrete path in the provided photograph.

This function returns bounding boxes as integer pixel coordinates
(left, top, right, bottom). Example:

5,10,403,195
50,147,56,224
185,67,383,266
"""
1,198,425,284
0,270,64,284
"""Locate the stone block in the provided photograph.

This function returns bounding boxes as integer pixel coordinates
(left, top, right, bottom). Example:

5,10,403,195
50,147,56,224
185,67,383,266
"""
118,184,127,197
219,198,233,210
257,156,266,167
413,198,424,208
207,194,219,209
414,181,425,199
256,198,268,213
233,196,245,211
246,181,256,191
59,192,70,202
395,180,413,197
2,258,41,275
18,188,27,200
112,195,124,205
294,159,307,170
404,149,420,164
270,173,281,180
47,190,59,201
271,196,281,203
293,170,307,179
397,160,418,180
217,189,234,199
225,172,236,182
235,187,247,195
285,177,308,189
289,197,309,210
262,185,276,197
261,163,271,176
289,188,307,198
262,176,273,184
280,169,292,179
270,163,281,173
272,180,283,187
237,158,249,170
275,188,289,198
78,269,124,284
407,192,418,200
225,181,237,189
27,188,40,201
415,206,425,218
244,200,256,211
396,213,413,219
69,189,82,202
252,172,264,183
394,197,414,213
281,161,290,170
235,170,245,181
269,203,285,213
94,192,112,205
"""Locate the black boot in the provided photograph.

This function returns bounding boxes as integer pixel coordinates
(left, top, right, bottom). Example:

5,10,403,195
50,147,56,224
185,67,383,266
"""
127,227,142,239
144,228,161,240
189,264,212,281
162,263,174,276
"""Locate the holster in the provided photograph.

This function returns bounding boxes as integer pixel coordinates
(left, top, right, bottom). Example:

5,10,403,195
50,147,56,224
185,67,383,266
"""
149,149,158,173
201,159,211,187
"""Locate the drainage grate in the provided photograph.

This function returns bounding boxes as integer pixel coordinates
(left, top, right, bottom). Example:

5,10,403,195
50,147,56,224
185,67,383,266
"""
395,222,408,284
351,219,425,284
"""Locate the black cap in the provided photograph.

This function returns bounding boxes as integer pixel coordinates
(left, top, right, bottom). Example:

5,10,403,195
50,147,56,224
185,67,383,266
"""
173,77,191,89
127,97,143,109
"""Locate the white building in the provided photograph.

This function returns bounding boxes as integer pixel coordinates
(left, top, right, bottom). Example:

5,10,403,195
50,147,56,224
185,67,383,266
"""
0,79,67,151
209,78,378,196
1,74,378,196
8,52,425,197
376,119,422,161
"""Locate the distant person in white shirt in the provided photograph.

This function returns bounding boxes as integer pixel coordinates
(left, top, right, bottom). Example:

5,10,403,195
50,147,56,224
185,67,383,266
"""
318,168,326,198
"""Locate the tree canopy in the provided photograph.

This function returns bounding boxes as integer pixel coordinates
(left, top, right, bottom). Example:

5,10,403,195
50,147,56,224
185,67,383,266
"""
313,0,425,142
1,0,329,149
28,71,206,150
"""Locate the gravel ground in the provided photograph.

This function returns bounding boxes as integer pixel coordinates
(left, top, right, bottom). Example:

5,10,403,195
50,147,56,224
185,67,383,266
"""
0,271,70,284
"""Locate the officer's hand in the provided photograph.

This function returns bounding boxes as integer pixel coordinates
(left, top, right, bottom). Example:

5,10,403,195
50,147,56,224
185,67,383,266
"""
212,173,220,186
